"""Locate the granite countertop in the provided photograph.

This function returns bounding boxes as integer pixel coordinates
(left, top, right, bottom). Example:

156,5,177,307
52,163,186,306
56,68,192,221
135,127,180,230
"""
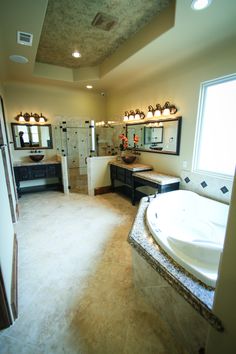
133,170,181,185
128,197,223,332
109,160,152,172
14,160,61,167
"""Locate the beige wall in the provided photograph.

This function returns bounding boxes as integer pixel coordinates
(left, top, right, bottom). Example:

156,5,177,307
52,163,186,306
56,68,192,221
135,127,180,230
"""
106,39,236,202
106,38,236,173
4,81,106,161
206,171,236,353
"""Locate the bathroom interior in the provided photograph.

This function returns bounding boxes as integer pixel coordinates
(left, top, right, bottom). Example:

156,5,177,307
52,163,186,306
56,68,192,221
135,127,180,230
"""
0,0,236,353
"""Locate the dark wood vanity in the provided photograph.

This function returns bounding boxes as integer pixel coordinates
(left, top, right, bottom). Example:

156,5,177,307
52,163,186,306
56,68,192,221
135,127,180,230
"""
14,161,62,197
110,161,180,204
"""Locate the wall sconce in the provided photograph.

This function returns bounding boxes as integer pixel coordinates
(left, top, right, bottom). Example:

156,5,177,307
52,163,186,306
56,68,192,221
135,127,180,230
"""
146,105,154,118
15,112,48,123
123,111,129,121
134,109,145,120
154,104,162,117
162,101,178,116
162,101,171,115
123,109,145,122
128,110,135,120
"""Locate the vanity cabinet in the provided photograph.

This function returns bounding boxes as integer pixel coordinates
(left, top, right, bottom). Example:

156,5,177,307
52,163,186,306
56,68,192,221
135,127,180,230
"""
110,162,180,205
14,162,62,197
109,162,152,204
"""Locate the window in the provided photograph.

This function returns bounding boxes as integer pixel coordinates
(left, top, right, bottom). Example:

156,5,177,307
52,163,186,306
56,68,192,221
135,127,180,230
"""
193,74,236,179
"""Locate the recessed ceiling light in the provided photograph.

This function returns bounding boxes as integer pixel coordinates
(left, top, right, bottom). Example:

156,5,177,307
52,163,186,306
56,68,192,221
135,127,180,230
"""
86,85,93,89
72,51,81,58
9,55,29,64
191,0,212,11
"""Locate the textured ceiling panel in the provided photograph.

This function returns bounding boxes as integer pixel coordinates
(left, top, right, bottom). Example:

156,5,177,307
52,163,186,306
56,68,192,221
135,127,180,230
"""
36,0,171,68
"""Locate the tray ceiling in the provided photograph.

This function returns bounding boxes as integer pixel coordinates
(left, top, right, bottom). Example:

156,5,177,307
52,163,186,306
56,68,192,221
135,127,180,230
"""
36,0,171,68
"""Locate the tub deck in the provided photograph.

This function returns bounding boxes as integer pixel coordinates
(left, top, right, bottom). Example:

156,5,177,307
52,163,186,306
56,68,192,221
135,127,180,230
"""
128,196,223,332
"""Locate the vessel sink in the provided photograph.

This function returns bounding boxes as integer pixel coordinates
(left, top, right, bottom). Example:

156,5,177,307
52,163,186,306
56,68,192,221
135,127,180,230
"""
29,154,44,162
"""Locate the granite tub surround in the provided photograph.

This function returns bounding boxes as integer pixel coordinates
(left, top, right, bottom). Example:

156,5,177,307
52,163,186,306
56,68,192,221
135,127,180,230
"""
109,160,152,172
132,250,208,354
128,196,224,332
0,192,185,354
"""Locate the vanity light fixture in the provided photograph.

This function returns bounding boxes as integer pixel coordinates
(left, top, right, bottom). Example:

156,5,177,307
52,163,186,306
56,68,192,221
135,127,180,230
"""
147,105,154,118
162,102,171,116
29,113,35,123
154,104,162,117
72,50,81,58
123,109,145,122
191,0,212,11
128,110,135,120
86,85,93,89
123,111,129,121
15,112,48,123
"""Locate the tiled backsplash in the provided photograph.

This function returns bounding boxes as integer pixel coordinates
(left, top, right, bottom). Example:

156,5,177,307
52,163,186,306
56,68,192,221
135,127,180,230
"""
180,170,233,204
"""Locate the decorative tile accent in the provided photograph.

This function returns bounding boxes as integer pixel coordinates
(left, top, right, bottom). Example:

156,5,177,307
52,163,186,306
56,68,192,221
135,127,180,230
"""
220,186,229,194
201,181,207,188
180,171,232,204
184,177,190,183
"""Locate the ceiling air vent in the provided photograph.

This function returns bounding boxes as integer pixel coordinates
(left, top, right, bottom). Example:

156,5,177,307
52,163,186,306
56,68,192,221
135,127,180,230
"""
17,31,33,46
91,12,117,31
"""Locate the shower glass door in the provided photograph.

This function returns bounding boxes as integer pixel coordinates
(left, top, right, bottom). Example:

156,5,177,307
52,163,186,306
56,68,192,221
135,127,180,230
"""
54,119,95,194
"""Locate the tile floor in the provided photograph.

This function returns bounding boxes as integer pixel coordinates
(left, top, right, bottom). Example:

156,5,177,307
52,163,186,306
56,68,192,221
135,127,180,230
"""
0,191,186,354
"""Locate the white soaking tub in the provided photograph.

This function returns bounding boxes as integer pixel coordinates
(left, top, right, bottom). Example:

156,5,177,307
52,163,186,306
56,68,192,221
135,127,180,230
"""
146,190,229,287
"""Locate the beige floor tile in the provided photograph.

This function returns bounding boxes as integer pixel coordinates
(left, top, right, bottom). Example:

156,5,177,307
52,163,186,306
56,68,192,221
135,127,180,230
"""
0,191,184,354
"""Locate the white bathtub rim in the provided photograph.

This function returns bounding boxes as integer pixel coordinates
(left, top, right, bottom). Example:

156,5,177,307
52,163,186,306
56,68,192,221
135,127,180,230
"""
146,190,229,288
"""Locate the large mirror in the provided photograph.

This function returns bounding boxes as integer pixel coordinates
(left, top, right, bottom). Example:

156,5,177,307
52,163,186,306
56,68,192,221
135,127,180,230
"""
11,123,53,150
126,116,182,155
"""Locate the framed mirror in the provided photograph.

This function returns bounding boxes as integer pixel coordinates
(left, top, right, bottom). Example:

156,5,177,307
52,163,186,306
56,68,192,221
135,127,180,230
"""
11,123,53,150
126,116,182,155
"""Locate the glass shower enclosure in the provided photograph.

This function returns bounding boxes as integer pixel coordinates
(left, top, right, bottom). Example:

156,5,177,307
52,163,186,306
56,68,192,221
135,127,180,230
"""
54,119,95,194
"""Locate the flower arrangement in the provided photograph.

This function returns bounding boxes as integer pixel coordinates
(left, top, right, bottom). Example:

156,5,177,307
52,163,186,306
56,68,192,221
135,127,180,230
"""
119,134,139,151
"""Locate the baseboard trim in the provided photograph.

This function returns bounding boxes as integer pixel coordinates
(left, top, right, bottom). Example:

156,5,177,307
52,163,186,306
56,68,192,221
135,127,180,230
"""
94,185,112,195
11,234,18,320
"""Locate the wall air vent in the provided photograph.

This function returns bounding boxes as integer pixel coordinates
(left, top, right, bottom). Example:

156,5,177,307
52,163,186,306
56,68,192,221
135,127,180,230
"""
17,31,33,46
91,12,117,31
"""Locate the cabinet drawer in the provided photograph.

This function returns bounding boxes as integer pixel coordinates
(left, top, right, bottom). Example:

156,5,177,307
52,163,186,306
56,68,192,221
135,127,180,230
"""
116,167,125,182
17,167,30,180
30,166,47,179
46,165,60,178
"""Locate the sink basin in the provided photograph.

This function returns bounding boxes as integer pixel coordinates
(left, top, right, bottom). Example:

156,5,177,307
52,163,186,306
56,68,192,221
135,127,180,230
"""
29,154,44,162
121,155,136,164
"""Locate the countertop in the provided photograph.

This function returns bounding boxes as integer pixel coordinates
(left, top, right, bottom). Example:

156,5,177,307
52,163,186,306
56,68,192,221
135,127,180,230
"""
13,160,61,167
133,170,180,185
109,160,152,172
128,197,223,332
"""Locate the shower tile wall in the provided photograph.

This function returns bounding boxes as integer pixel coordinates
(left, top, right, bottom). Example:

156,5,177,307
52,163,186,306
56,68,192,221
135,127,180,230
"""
96,124,125,156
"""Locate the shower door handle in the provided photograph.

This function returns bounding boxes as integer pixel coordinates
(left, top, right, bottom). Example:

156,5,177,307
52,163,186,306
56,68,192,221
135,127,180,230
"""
85,157,87,165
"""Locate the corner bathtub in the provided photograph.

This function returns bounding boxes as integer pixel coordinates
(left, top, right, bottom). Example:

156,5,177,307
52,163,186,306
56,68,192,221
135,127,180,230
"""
146,190,229,287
